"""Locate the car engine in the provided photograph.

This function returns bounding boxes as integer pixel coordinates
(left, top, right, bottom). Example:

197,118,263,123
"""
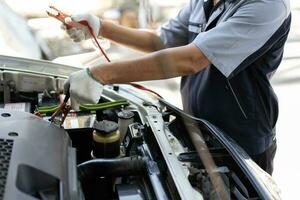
0,56,281,200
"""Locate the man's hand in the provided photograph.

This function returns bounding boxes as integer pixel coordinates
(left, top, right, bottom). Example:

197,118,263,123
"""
64,68,103,110
62,14,101,42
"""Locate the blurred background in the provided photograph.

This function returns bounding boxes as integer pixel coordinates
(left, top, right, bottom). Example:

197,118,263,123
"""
0,0,299,199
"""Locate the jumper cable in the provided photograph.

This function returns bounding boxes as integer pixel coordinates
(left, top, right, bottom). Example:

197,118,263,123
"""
49,91,71,126
47,6,162,98
46,6,110,62
45,6,162,125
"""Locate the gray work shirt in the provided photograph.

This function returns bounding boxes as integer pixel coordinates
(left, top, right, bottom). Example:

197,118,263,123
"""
159,0,291,155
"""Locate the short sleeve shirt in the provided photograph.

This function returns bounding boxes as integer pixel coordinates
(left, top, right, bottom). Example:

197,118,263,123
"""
159,0,291,155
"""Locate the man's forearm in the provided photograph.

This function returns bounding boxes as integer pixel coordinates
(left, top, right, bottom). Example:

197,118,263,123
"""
90,44,210,84
100,20,165,53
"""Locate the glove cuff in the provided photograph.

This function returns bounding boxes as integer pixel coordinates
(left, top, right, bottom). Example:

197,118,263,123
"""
86,68,103,84
98,18,103,37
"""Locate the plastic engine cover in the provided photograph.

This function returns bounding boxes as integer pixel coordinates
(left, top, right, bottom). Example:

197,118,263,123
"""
0,110,81,200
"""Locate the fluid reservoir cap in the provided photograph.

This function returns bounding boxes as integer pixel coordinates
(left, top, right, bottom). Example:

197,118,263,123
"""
93,120,118,134
117,110,134,119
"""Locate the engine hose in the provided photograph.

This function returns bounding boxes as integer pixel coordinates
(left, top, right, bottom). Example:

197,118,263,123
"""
79,100,129,111
77,156,146,183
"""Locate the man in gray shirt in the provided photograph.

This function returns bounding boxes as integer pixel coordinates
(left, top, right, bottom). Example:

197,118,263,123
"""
63,0,291,175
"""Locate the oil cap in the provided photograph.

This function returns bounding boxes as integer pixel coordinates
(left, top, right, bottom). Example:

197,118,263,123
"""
117,110,134,119
93,120,118,135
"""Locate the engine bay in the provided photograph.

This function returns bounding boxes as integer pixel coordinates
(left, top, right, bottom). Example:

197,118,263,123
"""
0,58,280,200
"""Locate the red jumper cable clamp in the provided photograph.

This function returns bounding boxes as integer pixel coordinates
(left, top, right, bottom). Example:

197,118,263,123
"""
49,91,71,126
46,5,111,62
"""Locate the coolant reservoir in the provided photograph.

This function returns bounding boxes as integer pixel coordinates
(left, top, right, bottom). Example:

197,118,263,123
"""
92,120,120,158
117,110,134,143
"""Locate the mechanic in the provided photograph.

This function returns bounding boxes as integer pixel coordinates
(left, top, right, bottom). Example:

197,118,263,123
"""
63,0,291,175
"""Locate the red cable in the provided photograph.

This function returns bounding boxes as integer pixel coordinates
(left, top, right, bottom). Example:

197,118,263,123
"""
79,21,111,62
79,20,162,98
128,83,162,98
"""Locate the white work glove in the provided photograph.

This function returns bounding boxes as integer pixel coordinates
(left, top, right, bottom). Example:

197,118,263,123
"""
62,14,101,42
64,68,103,110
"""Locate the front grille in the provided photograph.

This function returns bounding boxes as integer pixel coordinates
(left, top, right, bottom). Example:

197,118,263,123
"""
0,139,14,200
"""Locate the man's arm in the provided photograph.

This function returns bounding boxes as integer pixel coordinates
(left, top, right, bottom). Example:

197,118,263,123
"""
90,43,210,84
100,20,165,53
65,0,192,53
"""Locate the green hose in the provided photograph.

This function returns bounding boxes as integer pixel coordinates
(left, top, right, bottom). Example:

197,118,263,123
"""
37,105,60,114
79,99,129,111
37,99,129,114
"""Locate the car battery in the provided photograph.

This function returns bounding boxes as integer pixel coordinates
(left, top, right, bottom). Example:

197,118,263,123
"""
0,102,31,112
